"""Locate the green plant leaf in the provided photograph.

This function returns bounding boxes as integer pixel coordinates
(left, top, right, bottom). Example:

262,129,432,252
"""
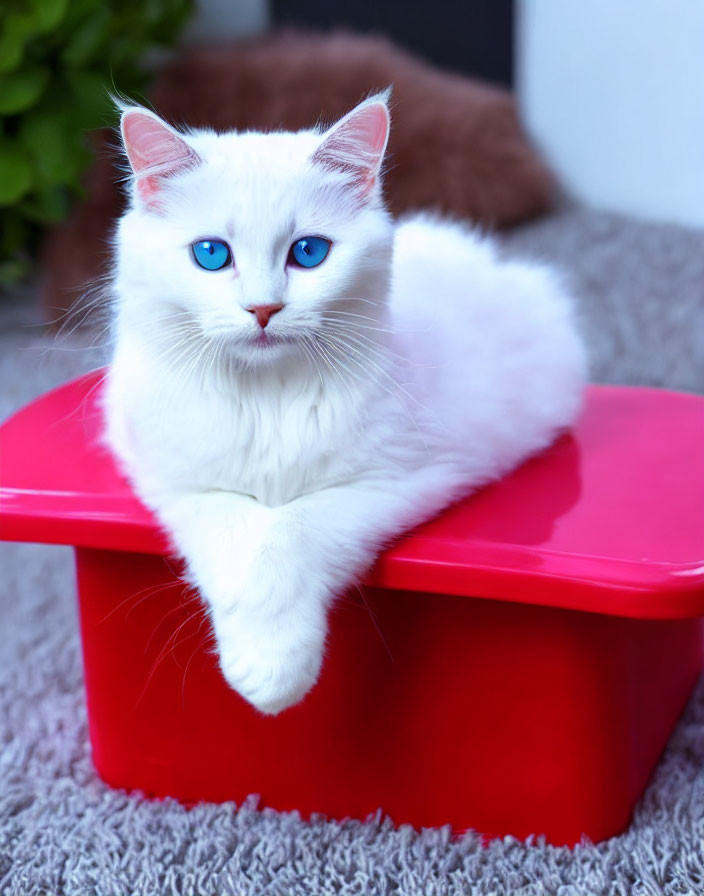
19,185,69,223
0,0,196,282
19,107,82,186
0,67,50,114
0,255,30,285
0,12,35,74
0,142,33,204
65,69,113,130
30,0,69,32
60,5,111,66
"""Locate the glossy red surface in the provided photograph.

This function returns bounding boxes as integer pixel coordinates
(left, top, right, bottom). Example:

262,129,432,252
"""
2,371,704,618
2,372,704,844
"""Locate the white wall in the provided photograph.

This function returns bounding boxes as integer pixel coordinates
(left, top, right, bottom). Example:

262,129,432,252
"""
517,0,704,228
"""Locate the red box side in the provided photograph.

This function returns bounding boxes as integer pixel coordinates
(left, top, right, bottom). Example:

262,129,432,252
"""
74,547,703,846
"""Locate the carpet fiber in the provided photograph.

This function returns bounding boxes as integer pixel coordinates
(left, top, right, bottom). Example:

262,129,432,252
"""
2,204,704,894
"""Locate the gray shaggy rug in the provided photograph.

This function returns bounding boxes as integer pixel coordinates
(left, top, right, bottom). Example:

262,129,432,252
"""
1,204,704,895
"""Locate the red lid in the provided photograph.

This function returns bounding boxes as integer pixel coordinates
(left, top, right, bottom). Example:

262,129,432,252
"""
2,371,703,619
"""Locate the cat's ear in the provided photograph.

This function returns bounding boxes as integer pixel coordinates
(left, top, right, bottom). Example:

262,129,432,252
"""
312,91,391,200
120,107,200,209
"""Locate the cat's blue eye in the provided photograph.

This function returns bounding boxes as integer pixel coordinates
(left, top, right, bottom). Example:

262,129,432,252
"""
191,239,232,271
289,236,331,269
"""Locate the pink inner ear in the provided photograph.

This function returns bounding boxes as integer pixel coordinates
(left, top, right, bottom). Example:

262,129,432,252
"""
349,102,389,155
312,100,390,197
122,111,198,177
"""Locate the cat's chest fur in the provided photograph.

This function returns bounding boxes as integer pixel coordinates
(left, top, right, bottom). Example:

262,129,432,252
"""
107,353,371,506
193,386,356,505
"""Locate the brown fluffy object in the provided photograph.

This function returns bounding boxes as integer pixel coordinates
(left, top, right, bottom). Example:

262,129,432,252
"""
42,30,556,321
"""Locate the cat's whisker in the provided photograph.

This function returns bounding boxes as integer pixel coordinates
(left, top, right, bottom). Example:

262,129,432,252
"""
316,313,414,358
27,340,106,357
319,321,416,368
97,578,185,625
319,310,394,331
327,324,438,390
309,333,370,432
52,281,114,342
312,331,398,414
298,335,324,392
318,318,395,336
319,335,400,380
196,336,214,392
317,327,417,388
325,295,379,307
353,583,394,662
39,291,108,331
314,331,433,447
43,366,109,436
306,333,363,421
320,310,428,340
143,593,202,655
320,309,384,323
206,337,222,390
180,340,212,393
207,336,227,391
319,315,395,345
180,612,214,706
136,608,206,709
149,322,205,367
150,336,200,373
315,333,398,404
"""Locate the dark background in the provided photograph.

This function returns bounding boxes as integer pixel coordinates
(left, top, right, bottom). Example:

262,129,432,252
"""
271,0,515,86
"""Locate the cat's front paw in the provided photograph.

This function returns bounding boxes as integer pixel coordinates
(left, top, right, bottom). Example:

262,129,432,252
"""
191,512,333,714
211,591,327,715
217,616,325,714
220,635,323,715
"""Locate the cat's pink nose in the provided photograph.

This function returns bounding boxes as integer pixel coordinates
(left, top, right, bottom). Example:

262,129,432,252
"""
246,303,284,329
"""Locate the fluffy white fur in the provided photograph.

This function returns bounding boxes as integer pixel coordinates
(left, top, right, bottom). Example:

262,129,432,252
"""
105,95,587,714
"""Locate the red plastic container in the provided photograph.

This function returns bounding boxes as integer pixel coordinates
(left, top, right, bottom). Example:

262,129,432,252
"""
2,371,704,846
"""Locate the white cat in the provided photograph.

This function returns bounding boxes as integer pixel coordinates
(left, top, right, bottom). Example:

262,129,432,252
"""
105,93,587,714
